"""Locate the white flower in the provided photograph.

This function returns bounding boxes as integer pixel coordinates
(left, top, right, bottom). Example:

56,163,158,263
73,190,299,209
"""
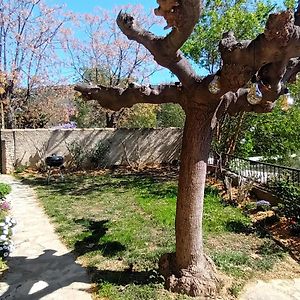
2,230,8,235
0,235,7,241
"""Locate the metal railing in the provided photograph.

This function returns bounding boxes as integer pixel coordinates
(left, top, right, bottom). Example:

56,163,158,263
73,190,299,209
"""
223,154,300,186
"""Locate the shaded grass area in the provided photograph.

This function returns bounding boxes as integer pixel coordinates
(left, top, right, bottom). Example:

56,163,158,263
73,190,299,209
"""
21,172,287,299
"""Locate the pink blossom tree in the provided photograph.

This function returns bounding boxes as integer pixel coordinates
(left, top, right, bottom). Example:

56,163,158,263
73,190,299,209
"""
68,5,161,127
0,0,73,128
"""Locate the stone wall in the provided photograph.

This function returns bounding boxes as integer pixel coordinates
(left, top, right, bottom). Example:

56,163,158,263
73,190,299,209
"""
0,128,182,173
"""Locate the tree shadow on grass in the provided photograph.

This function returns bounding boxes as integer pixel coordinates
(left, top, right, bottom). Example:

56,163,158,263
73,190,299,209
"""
72,218,163,287
20,171,177,197
225,220,255,234
225,217,287,245
86,266,162,286
73,219,126,257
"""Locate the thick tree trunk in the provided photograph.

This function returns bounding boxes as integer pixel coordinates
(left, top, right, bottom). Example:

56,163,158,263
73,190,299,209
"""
159,107,221,297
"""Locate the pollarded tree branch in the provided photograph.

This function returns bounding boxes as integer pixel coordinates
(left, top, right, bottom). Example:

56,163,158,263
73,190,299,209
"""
196,10,300,114
74,82,185,111
116,0,202,87
153,0,202,52
212,89,276,124
218,11,300,93
283,57,300,83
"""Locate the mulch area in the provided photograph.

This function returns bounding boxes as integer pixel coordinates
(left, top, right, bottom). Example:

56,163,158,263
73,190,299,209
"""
206,174,300,263
268,219,300,262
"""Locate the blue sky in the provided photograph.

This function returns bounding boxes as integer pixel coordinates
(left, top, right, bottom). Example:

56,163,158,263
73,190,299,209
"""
48,0,156,13
49,0,287,13
46,0,175,84
47,0,288,84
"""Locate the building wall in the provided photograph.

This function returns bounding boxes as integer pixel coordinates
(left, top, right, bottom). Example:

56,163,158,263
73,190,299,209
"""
0,128,182,173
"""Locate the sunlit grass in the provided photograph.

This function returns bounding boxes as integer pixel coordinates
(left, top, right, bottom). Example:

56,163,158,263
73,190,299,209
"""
21,172,287,299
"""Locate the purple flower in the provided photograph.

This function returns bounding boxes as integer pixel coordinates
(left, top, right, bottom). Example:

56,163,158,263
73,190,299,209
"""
53,121,77,129
0,201,10,211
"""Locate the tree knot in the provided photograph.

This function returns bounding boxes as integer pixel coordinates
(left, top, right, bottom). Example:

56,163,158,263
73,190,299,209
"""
154,0,181,30
117,11,135,29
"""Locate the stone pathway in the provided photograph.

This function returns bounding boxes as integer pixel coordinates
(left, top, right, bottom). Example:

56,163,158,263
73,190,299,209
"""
0,175,92,300
239,278,300,300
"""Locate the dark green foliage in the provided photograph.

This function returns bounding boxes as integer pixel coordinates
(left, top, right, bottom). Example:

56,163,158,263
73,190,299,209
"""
66,139,111,170
249,104,300,161
182,0,276,73
0,183,11,199
157,103,185,128
71,96,106,128
212,89,300,160
66,140,86,170
270,180,300,223
89,140,111,168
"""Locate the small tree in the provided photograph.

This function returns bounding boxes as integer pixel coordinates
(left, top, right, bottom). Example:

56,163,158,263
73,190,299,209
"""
76,0,300,297
0,0,72,128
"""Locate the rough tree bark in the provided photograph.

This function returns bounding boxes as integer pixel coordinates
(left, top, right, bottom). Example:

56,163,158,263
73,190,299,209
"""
75,0,300,297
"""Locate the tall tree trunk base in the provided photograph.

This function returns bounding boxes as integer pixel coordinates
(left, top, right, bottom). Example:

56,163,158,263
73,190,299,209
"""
159,253,222,298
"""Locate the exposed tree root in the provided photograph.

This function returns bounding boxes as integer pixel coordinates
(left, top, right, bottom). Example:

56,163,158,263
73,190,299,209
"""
159,253,222,298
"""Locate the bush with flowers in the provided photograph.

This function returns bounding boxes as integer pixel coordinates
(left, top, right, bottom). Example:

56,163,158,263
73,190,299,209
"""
0,183,16,259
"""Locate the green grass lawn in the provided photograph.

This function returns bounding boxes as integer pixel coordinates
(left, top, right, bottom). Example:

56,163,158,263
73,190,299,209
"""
21,172,289,299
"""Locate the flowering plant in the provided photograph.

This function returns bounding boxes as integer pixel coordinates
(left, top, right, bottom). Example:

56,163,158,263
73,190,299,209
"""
53,121,77,129
0,183,15,259
0,200,11,211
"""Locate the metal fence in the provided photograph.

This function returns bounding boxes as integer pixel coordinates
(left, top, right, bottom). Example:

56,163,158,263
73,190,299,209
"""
223,154,300,186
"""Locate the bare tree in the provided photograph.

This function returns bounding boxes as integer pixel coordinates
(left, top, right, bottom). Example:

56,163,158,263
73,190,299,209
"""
68,6,161,127
75,0,300,297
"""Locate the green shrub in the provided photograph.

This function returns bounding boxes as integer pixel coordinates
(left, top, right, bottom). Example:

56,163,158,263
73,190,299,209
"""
14,164,28,174
66,141,86,170
89,140,111,169
0,183,11,199
270,179,300,222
